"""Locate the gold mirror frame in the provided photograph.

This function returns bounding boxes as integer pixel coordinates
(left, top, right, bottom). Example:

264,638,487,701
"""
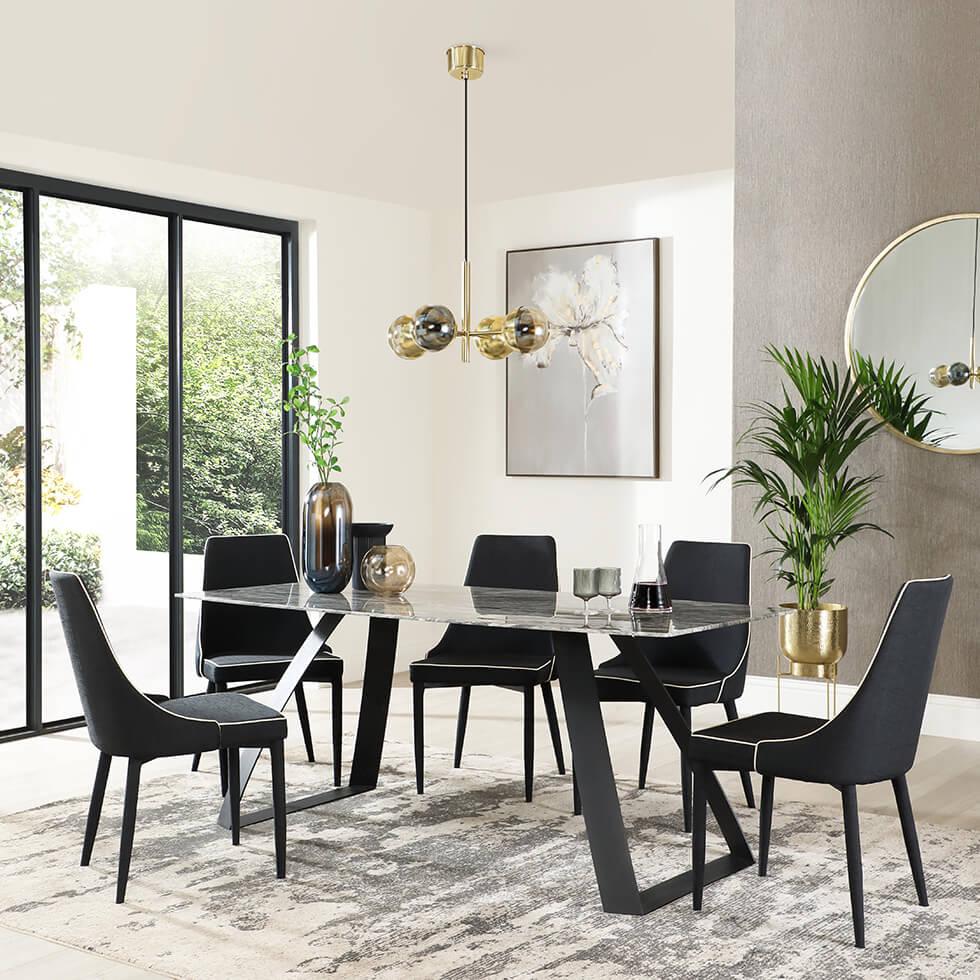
844,212,980,456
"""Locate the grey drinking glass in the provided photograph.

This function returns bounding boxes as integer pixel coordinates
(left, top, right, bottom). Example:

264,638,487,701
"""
573,568,599,619
596,567,622,613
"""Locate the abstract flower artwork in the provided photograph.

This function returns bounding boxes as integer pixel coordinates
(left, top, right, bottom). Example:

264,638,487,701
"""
506,238,659,477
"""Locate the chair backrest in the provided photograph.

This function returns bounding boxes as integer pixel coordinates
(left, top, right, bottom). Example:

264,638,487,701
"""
429,534,558,661
197,533,313,670
757,576,953,785
50,571,218,759
611,540,752,692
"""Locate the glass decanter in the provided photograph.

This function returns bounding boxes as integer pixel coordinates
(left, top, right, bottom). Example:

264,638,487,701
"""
629,523,672,612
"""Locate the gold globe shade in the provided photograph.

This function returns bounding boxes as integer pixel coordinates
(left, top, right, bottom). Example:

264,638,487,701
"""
474,316,513,360
503,306,549,354
413,304,457,351
388,315,424,359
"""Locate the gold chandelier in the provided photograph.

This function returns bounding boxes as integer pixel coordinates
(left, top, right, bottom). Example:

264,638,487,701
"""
387,44,550,363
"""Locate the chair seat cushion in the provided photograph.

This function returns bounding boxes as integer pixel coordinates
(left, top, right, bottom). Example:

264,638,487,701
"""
410,651,555,687
161,693,287,747
594,659,728,706
688,711,826,772
201,648,342,683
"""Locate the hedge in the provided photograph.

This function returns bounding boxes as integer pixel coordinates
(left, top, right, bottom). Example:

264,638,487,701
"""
0,525,102,609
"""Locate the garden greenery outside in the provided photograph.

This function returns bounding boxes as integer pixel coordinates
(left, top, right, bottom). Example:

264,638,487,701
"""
0,189,283,609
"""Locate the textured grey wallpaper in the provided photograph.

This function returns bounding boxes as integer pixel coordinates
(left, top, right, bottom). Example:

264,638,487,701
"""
734,1,980,696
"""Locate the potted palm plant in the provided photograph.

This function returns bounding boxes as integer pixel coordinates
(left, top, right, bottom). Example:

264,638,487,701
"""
283,336,352,593
713,346,940,678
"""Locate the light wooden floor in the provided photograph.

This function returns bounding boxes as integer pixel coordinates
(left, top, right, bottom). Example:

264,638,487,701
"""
2,676,978,978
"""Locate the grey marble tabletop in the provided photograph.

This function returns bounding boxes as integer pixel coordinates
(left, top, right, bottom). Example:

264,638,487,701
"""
179,582,780,638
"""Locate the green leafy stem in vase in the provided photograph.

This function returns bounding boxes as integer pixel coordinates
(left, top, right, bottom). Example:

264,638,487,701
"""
710,345,939,611
283,335,348,485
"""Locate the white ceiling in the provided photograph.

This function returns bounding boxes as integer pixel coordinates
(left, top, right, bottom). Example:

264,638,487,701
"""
2,0,733,208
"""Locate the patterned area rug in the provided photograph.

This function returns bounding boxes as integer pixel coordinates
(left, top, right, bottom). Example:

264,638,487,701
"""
0,739,978,980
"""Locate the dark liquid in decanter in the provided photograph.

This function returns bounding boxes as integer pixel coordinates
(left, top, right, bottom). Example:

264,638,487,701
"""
629,581,672,612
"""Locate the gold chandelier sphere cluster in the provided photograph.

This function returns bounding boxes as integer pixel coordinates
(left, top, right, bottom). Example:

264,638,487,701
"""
386,43,550,364
387,305,550,361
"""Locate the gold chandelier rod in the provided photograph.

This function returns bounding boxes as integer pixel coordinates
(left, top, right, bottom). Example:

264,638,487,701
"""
386,44,549,363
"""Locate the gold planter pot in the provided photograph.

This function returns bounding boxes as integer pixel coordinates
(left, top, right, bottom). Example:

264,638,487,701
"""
777,602,848,717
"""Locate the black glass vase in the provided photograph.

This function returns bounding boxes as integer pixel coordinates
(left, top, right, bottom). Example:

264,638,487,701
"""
303,482,353,593
351,522,394,590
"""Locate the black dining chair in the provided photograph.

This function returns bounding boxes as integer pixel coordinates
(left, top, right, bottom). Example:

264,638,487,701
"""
50,571,289,904
688,575,953,948
589,540,754,829
189,533,343,791
410,534,566,802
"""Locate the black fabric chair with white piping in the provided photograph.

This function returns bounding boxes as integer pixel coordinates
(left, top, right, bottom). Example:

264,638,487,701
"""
409,534,566,802
189,533,344,790
688,575,953,948
50,571,289,903
590,540,754,829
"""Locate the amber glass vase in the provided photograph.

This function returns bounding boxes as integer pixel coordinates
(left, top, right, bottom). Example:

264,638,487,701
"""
303,482,353,593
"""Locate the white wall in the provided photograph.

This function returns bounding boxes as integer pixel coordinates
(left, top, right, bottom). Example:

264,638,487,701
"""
426,171,735,662
0,130,446,677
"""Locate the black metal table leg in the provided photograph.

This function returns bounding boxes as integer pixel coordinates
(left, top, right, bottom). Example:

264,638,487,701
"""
555,631,754,915
217,612,343,829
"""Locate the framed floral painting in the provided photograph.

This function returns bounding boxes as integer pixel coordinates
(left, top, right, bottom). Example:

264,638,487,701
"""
505,238,660,477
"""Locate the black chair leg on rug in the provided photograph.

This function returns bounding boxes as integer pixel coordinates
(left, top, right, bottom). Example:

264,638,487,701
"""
453,686,471,768
523,685,535,803
228,749,241,846
679,705,692,832
759,775,775,876
692,764,707,910
116,758,142,904
572,767,581,815
893,774,928,906
541,682,566,774
219,748,229,797
81,752,111,867
723,700,756,808
270,739,286,879
294,682,316,763
413,683,425,794
331,678,343,787
190,681,216,772
638,702,654,789
841,784,865,948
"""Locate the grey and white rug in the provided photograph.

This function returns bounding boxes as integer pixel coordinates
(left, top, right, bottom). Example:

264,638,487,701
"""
0,739,978,980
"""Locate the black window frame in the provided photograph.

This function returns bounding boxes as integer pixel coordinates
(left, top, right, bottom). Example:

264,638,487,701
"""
0,168,300,743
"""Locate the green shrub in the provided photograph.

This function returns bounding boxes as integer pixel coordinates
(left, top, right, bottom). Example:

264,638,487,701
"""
0,525,102,609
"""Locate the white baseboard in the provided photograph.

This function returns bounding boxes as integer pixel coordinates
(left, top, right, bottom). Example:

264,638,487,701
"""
741,675,980,742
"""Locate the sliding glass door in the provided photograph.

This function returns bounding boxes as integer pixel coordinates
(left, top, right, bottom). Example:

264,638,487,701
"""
180,221,287,690
0,171,299,740
0,189,27,730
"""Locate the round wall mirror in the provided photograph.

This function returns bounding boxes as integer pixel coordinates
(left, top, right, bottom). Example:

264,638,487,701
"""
846,213,980,454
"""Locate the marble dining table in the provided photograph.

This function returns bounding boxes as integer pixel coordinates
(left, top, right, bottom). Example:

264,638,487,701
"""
179,582,780,916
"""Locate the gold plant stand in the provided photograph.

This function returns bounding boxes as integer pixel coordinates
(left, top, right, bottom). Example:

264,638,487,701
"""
776,652,839,719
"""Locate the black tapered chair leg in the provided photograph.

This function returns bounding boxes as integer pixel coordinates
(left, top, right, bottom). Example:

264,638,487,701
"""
116,758,142,904
270,739,286,879
723,700,756,808
219,748,229,797
294,682,316,763
81,752,112,867
227,749,241,846
893,774,928,906
190,681,216,772
523,686,535,803
759,775,775,876
692,764,707,910
572,767,581,816
679,705,692,832
638,702,654,789
540,682,566,774
413,683,425,794
331,678,343,787
841,785,865,948
453,686,471,768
